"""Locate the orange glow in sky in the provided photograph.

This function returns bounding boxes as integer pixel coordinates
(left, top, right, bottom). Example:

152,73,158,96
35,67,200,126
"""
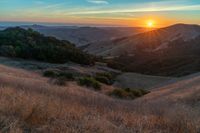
0,0,200,27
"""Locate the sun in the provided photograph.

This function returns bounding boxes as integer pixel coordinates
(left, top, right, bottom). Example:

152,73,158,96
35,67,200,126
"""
146,20,155,28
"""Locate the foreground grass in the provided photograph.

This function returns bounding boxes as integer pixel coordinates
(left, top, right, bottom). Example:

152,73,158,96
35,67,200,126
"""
0,65,199,133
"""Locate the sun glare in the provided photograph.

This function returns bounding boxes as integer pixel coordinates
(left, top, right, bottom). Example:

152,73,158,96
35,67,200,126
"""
146,20,155,28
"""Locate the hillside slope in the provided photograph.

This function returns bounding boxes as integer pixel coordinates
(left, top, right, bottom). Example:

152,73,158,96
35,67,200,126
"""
8,25,147,47
0,27,94,65
0,64,199,132
0,56,176,90
85,24,200,57
103,24,200,77
39,27,146,47
114,72,175,90
142,72,200,106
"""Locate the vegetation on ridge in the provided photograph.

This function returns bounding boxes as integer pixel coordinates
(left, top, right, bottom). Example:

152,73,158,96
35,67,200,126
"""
109,88,150,99
0,27,95,65
78,76,101,90
94,72,115,85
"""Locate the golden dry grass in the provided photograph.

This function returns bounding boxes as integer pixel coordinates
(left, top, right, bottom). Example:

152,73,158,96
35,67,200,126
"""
0,65,199,133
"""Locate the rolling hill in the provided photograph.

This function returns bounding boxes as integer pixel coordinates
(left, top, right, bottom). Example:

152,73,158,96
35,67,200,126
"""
114,72,175,90
29,26,146,47
0,27,94,65
81,24,200,77
106,34,200,77
84,24,200,57
0,25,147,47
0,61,199,132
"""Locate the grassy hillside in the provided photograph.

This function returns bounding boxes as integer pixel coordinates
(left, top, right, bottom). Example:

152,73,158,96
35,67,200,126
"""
86,24,200,77
0,64,199,132
84,24,200,57
114,72,175,89
107,42,200,77
0,27,94,65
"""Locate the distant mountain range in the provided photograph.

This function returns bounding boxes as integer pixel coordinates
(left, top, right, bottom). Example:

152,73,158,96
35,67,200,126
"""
0,25,147,47
84,24,200,57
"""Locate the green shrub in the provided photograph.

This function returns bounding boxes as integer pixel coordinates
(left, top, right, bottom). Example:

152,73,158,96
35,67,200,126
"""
44,71,75,86
95,72,115,85
0,45,16,57
58,72,74,81
110,89,129,98
78,77,101,90
44,71,74,79
43,70,58,78
97,72,112,79
95,75,110,85
109,88,150,99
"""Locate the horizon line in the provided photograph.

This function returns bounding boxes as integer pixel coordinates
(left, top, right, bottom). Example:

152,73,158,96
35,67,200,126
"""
0,21,199,28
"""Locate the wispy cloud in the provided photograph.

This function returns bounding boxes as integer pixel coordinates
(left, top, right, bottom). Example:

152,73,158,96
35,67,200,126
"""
43,3,65,9
1,0,199,26
66,4,200,15
87,0,109,4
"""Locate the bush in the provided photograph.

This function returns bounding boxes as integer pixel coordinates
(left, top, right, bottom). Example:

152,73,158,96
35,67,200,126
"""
44,71,74,79
44,71,75,86
109,88,150,99
43,70,58,78
58,72,74,81
78,77,101,90
95,75,110,85
95,72,115,85
110,89,129,98
0,45,16,57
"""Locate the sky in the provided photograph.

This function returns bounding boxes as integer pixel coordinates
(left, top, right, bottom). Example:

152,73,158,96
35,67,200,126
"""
0,0,200,27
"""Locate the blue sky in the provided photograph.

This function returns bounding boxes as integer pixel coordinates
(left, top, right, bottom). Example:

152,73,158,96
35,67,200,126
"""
0,0,200,27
